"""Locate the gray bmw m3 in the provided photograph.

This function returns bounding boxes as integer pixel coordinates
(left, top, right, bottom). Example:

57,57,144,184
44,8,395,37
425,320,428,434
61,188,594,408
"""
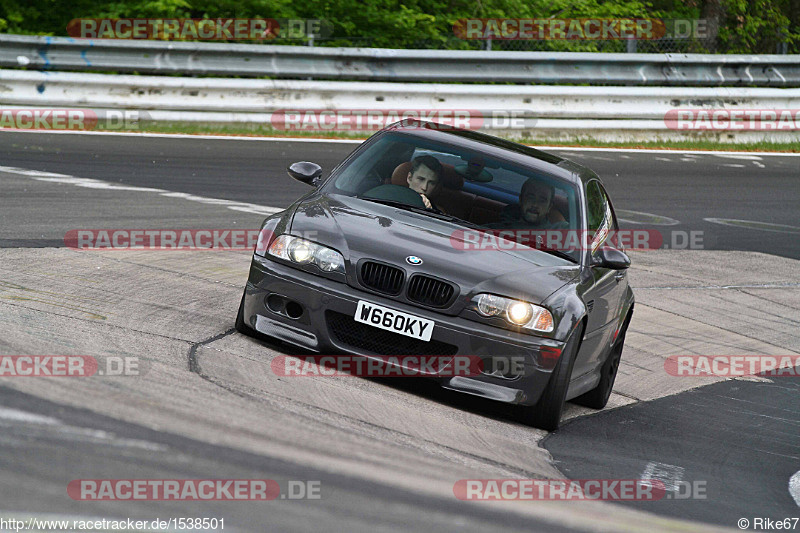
237,119,634,430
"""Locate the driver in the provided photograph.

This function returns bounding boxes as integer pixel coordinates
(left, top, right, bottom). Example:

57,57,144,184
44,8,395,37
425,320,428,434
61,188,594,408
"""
406,155,445,211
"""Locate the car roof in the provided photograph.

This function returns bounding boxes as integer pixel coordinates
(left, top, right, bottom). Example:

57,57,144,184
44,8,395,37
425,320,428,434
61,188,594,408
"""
383,119,600,186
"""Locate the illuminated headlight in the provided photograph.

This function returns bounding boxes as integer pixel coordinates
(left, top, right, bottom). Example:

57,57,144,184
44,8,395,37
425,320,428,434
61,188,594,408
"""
288,239,313,264
267,235,345,274
472,294,554,333
507,301,533,325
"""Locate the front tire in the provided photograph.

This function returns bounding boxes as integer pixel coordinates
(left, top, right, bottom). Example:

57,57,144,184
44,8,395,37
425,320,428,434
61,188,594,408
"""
235,291,254,335
520,322,585,431
573,318,629,409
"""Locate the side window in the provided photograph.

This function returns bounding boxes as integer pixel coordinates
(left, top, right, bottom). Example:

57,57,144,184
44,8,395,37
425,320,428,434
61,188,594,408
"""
586,181,607,231
586,181,610,252
599,184,619,232
598,183,624,250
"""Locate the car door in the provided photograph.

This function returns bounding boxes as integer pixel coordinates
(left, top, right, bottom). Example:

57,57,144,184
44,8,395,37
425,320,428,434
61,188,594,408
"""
572,180,620,379
599,183,629,326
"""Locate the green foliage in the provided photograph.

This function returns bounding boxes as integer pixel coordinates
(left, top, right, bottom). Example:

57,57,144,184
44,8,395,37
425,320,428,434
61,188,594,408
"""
95,0,193,18
0,0,796,53
718,0,797,53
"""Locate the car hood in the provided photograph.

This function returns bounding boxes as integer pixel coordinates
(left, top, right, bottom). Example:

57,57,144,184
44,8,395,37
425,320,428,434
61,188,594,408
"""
289,194,580,308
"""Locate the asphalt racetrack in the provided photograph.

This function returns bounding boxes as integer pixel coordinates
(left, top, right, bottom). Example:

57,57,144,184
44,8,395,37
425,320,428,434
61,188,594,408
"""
1,132,798,258
0,130,798,532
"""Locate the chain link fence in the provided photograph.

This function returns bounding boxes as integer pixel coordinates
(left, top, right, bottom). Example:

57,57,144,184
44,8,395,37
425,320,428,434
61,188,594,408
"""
421,36,722,54
264,35,789,55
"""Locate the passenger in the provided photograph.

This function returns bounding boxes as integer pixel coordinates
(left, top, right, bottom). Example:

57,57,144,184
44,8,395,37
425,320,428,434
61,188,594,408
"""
490,178,569,230
406,155,445,212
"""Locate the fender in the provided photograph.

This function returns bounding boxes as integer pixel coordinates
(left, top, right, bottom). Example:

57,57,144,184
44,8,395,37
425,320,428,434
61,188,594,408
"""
544,286,587,342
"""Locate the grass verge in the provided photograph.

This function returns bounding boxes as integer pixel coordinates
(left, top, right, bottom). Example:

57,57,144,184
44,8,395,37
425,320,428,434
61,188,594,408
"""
94,121,800,152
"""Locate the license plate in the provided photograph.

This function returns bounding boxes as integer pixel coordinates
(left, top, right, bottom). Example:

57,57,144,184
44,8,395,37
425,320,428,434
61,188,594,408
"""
354,300,434,342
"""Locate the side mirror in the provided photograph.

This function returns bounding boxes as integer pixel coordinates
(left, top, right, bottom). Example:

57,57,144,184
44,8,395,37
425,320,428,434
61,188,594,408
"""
591,247,631,270
287,161,323,187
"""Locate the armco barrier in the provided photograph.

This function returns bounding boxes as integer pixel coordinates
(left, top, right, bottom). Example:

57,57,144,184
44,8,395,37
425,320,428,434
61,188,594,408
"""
2,69,799,142
2,69,797,118
1,34,799,86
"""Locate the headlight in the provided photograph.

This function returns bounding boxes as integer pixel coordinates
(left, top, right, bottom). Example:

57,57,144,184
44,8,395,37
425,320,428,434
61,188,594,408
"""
476,294,505,316
472,293,554,333
315,247,345,272
267,234,345,274
507,301,533,325
287,239,313,264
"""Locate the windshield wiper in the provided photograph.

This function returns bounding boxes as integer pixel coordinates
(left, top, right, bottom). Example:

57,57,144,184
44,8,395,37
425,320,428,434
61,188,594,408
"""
536,246,579,263
497,233,579,263
425,211,484,229
356,196,482,229
356,196,420,211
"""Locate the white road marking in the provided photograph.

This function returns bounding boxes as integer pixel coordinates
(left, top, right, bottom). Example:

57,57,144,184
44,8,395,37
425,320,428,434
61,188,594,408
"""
704,218,800,234
752,161,766,168
790,470,800,508
3,129,800,156
721,164,746,168
0,128,363,144
616,209,680,226
0,165,284,216
34,175,167,192
0,405,166,451
640,461,685,492
712,154,764,160
0,406,60,425
634,281,800,290
654,157,672,162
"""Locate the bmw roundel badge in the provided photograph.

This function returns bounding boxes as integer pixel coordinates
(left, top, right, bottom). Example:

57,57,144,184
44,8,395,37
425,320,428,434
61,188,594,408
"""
406,256,423,265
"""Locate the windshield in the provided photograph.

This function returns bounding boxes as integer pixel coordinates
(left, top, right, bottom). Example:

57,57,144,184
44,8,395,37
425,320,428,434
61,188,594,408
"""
323,132,582,262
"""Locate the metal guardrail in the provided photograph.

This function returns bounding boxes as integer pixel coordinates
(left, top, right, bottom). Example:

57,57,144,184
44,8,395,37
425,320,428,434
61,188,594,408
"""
2,69,799,143
1,34,799,86
3,69,797,119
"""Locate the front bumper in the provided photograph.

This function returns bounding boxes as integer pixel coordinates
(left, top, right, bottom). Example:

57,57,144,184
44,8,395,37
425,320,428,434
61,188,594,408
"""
242,254,565,406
